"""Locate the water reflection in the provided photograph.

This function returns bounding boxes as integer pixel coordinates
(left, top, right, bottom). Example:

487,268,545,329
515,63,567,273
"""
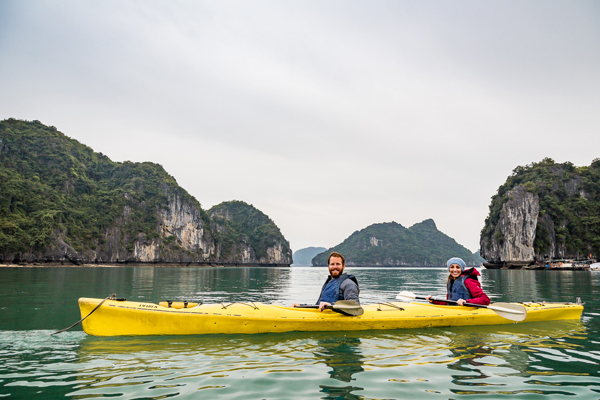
74,333,369,399
73,332,368,399
485,269,594,304
448,343,495,380
316,336,365,400
444,320,593,396
316,337,364,382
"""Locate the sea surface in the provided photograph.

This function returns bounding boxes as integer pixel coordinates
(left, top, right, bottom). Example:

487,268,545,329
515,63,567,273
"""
1,266,600,399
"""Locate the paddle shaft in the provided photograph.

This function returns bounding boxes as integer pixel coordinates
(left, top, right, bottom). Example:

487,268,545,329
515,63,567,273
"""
295,304,342,311
416,295,487,308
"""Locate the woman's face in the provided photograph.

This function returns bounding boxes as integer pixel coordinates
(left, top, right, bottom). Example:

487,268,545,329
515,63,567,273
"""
449,264,462,278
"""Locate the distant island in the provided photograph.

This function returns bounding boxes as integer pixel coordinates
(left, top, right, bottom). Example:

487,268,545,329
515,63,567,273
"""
311,219,480,267
480,158,599,268
0,119,292,266
292,247,327,266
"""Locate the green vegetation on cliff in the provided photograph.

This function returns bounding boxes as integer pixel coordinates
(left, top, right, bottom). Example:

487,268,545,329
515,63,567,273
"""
208,200,291,262
312,219,478,267
481,158,600,259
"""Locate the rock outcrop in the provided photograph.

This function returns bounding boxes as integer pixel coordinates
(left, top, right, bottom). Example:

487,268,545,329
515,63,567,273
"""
480,158,600,268
208,201,292,266
480,186,539,267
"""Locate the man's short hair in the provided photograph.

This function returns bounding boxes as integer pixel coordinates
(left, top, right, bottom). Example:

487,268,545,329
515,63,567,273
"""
328,252,345,266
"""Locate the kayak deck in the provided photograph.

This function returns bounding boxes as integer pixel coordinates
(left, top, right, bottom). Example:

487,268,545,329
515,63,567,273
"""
78,298,584,337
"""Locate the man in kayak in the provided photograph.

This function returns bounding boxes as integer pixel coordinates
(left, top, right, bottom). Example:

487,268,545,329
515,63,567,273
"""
293,252,360,311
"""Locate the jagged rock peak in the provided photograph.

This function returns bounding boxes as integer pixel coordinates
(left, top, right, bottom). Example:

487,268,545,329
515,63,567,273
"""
410,219,437,230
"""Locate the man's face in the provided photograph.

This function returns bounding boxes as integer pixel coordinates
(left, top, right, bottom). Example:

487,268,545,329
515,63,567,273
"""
328,256,345,277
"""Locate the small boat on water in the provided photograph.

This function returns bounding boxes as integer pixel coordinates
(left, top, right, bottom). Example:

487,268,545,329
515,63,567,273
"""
544,259,595,270
77,297,584,337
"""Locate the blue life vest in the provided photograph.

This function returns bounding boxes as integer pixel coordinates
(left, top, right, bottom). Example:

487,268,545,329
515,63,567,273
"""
447,275,473,302
316,274,358,304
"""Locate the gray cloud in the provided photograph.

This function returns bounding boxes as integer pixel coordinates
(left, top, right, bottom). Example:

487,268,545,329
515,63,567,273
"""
1,0,599,252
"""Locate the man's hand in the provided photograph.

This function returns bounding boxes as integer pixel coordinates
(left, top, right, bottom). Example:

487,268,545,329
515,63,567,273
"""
291,303,300,307
425,295,433,303
319,301,331,311
457,299,466,306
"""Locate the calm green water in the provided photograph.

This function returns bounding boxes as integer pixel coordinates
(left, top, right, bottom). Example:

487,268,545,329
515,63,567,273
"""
1,266,600,399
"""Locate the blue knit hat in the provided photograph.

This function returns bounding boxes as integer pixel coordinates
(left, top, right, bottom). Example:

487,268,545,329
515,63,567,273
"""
447,257,466,271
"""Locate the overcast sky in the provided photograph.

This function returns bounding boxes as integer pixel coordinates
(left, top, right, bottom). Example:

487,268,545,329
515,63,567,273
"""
1,1,599,253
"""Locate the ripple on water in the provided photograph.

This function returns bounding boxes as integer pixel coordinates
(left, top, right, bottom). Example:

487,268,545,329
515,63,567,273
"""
1,321,600,398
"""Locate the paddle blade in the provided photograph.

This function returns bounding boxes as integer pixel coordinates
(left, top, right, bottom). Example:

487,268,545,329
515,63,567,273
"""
332,300,364,316
488,302,527,322
396,291,417,301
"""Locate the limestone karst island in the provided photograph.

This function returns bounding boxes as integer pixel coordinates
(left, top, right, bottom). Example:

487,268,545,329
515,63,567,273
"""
480,158,600,270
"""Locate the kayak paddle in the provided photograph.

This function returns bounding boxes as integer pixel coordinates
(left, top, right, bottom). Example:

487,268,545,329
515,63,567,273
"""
295,300,364,316
396,291,527,322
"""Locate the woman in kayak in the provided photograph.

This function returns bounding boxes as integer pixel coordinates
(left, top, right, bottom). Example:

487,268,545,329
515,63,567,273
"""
425,257,490,306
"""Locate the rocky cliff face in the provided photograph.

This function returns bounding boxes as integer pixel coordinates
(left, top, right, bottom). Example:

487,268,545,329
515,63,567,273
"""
8,186,216,264
127,186,216,263
480,158,600,267
265,241,291,264
480,186,539,265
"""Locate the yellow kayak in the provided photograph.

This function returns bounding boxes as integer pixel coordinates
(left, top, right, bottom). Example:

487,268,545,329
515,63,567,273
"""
78,297,583,337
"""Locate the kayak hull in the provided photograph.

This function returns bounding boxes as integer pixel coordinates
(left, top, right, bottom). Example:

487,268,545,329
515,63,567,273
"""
78,298,583,337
